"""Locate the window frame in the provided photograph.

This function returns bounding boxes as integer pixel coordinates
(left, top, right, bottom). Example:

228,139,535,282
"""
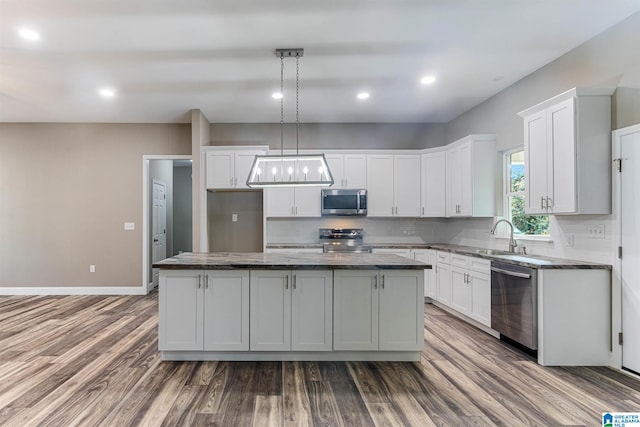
501,147,552,242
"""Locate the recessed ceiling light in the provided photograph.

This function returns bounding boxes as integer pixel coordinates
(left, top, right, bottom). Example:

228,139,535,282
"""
357,92,370,100
98,88,116,98
420,75,436,85
18,28,40,41
272,92,283,100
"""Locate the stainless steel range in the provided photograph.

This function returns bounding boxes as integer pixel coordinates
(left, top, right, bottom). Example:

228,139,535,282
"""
319,228,372,253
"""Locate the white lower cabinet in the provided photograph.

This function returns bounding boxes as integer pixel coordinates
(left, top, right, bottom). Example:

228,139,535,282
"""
250,270,333,351
435,252,452,306
333,269,423,351
412,249,437,299
159,270,249,351
433,252,491,327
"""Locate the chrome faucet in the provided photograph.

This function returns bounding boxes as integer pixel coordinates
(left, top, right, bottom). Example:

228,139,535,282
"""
490,219,518,253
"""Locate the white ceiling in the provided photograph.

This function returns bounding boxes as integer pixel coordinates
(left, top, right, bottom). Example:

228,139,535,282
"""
2,0,640,124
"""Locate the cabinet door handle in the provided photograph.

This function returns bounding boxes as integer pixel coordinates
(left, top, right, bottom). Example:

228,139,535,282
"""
422,207,425,216
541,196,545,210
546,197,552,209
373,276,378,289
198,274,202,289
230,177,234,186
205,274,209,289
381,275,385,289
293,275,296,290
285,276,289,289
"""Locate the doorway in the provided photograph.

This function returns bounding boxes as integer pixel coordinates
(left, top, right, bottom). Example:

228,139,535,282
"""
143,156,192,292
614,123,640,375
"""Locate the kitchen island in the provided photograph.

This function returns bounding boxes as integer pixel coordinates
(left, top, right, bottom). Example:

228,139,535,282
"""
153,252,429,361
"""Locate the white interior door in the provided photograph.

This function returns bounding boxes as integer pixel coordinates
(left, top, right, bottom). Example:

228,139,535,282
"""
152,180,167,286
620,129,640,374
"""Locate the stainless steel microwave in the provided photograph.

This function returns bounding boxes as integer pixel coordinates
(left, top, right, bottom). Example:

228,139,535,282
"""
321,189,367,216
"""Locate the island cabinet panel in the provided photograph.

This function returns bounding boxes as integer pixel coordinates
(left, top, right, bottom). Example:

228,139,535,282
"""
333,270,379,350
334,269,424,351
250,271,292,351
379,271,424,351
204,271,249,351
291,271,333,351
159,270,204,351
250,270,333,351
160,270,250,352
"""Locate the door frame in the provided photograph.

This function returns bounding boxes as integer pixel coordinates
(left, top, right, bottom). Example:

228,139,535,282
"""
142,155,192,293
611,123,640,371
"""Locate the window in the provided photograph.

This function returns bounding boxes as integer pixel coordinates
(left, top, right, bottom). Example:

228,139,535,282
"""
505,149,549,237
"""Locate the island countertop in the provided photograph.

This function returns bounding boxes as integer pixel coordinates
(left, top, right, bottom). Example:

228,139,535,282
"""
153,252,430,270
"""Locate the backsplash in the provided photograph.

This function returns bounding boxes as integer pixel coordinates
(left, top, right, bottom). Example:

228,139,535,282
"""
268,215,615,265
266,217,449,244
446,216,614,264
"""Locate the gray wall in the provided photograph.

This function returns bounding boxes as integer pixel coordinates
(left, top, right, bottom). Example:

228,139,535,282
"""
209,123,447,150
173,164,193,255
445,11,640,150
0,123,191,287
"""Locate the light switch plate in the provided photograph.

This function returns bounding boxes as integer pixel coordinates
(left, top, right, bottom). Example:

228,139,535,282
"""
124,222,135,230
232,214,238,222
89,265,96,273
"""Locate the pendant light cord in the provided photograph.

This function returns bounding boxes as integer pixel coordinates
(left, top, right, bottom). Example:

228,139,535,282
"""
279,53,284,157
296,52,300,155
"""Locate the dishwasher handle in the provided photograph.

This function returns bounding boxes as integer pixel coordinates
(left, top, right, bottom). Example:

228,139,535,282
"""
490,266,531,279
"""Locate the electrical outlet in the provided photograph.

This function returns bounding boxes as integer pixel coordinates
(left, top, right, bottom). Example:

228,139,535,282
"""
89,265,96,273
587,223,605,239
232,213,238,222
124,222,135,230
565,233,574,247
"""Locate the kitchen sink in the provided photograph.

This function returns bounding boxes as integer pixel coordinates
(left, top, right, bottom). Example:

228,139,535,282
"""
495,254,552,265
471,249,511,256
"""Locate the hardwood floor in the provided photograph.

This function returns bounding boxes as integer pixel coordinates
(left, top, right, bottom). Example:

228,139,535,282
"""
0,293,638,426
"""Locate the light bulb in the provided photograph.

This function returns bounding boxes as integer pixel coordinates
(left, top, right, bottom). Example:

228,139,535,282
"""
256,168,261,175
271,167,277,175
287,167,293,175
303,167,308,174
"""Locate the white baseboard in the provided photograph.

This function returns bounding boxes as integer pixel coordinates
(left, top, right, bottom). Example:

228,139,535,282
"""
0,286,147,296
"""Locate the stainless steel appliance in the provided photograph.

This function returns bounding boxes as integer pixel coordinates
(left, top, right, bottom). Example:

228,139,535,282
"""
319,228,372,253
321,189,367,216
491,261,538,350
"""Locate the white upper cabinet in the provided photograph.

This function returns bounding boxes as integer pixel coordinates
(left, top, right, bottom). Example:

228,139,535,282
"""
325,153,367,188
205,148,267,189
446,135,496,217
266,187,320,217
421,150,447,217
367,153,421,217
519,87,613,215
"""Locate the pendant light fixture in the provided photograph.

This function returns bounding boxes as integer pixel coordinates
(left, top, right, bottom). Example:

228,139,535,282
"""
246,48,334,188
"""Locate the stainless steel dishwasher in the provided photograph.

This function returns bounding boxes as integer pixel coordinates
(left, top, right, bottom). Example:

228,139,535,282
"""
490,261,538,350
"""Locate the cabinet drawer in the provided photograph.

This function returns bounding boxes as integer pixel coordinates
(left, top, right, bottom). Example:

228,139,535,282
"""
436,251,450,264
450,254,469,268
468,257,491,274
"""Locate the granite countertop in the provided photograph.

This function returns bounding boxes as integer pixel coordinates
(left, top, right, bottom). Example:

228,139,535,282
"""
153,252,430,270
425,244,611,270
265,243,611,270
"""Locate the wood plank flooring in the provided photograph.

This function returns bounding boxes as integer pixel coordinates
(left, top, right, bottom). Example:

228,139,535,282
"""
0,293,638,426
